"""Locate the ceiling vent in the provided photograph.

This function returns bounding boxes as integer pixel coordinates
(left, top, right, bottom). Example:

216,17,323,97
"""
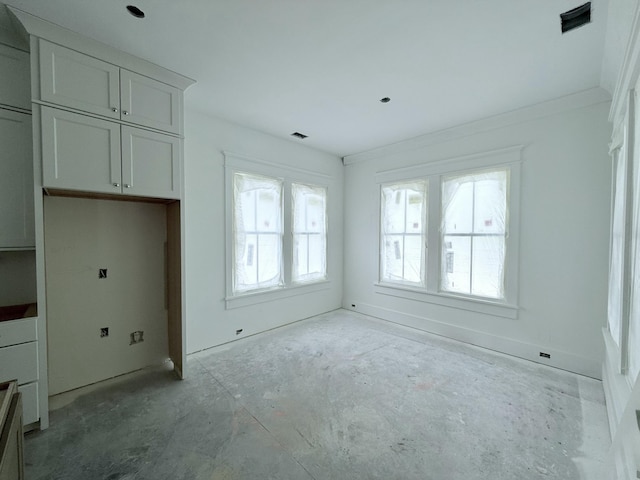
560,2,591,33
126,5,145,18
291,132,308,139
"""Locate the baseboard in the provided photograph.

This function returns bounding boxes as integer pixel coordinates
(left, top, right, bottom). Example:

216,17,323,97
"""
347,302,601,379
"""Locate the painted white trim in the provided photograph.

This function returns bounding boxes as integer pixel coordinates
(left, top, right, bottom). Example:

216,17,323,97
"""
374,145,524,184
223,152,332,308
225,280,331,309
7,6,196,91
374,283,518,319
345,88,610,165
223,150,331,182
602,328,632,437
374,158,521,312
347,302,601,379
609,2,640,124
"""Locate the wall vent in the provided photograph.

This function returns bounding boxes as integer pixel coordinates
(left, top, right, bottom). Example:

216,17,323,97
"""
291,132,308,139
560,3,591,33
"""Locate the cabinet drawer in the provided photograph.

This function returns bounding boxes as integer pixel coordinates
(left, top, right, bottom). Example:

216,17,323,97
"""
18,382,38,426
0,343,38,385
0,318,37,348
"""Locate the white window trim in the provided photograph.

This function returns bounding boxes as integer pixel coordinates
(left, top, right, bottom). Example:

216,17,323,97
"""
224,151,331,309
374,146,522,317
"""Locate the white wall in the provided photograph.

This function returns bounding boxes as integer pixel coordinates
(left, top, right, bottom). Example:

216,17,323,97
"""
184,108,344,354
342,94,612,379
0,251,36,306
44,196,169,395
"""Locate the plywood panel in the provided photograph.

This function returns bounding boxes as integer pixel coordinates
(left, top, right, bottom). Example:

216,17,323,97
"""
44,196,168,395
166,201,183,377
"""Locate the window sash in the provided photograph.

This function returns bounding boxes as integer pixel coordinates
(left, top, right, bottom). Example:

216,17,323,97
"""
440,168,508,300
233,172,283,294
292,183,327,283
380,181,427,287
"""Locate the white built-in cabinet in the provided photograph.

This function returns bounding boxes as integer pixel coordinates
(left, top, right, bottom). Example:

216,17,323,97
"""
0,109,34,249
4,5,195,431
37,39,182,199
41,106,181,199
39,39,181,134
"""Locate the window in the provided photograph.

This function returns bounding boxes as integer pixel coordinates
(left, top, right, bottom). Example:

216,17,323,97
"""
292,183,327,283
225,152,330,305
376,147,520,316
441,169,508,299
380,181,427,286
233,173,283,293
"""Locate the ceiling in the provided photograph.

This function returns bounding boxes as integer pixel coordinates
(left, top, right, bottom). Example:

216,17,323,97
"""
3,0,610,157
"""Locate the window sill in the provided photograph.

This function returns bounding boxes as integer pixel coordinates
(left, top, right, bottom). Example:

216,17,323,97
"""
226,280,331,309
374,283,518,319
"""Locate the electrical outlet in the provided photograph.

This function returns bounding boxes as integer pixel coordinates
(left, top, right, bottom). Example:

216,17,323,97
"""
100,327,109,337
130,330,144,345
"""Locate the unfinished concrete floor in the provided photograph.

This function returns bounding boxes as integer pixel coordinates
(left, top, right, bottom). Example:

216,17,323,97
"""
25,310,610,479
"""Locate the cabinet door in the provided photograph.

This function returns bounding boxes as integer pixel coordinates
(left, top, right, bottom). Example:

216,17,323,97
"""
121,126,181,199
0,109,34,249
0,45,30,111
120,70,181,134
39,40,120,120
41,107,122,195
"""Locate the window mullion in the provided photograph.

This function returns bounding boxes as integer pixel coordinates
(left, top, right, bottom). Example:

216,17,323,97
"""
282,181,292,287
426,176,440,293
470,181,476,295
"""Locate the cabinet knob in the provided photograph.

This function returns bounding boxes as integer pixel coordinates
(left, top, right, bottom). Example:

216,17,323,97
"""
111,107,118,113
123,110,130,116
124,184,131,188
113,183,120,187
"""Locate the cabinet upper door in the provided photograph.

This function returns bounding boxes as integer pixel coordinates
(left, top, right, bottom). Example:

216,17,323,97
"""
0,44,30,111
39,40,120,120
120,70,181,134
121,126,181,199
0,109,34,249
41,106,122,195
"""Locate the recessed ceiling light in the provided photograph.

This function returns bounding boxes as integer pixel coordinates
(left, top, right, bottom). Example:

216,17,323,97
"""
126,5,145,18
291,132,308,139
380,97,391,103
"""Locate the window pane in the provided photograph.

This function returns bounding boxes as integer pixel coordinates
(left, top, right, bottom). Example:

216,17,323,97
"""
381,235,404,283
257,190,280,232
441,235,471,294
380,181,427,286
381,186,407,233
403,235,424,284
473,172,507,234
292,183,327,283
471,236,505,298
308,234,325,275
235,234,257,291
441,169,508,300
406,192,424,233
257,234,281,285
442,181,473,234
233,172,283,293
